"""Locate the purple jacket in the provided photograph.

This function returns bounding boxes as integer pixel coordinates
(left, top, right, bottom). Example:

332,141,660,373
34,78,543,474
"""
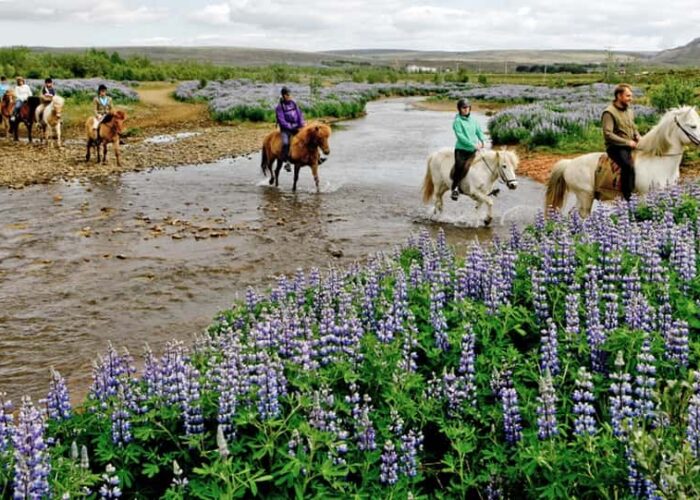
275,99,305,132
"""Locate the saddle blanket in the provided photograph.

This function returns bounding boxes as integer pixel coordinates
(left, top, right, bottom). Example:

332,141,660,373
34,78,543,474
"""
594,154,622,200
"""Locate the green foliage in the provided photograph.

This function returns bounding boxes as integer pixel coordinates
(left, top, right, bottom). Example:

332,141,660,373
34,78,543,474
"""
478,74,489,85
648,77,698,111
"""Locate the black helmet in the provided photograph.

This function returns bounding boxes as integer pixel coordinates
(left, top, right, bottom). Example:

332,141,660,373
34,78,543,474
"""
280,86,290,96
98,84,107,92
457,98,471,110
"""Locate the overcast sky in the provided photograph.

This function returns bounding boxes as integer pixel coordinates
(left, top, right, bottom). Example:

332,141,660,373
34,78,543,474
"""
0,0,697,52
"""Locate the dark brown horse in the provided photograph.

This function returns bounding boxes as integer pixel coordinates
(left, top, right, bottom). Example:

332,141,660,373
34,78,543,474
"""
0,90,14,138
10,96,40,142
85,111,127,167
261,122,331,191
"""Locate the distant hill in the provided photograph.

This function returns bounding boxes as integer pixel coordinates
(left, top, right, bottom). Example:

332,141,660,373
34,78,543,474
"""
33,46,368,67
652,37,700,66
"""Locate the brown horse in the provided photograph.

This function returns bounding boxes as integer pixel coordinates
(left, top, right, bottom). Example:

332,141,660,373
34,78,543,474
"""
0,90,15,138
85,111,127,167
261,122,331,191
10,96,40,142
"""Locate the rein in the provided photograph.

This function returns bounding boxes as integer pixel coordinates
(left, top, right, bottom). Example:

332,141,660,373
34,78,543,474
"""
481,153,516,184
674,116,700,146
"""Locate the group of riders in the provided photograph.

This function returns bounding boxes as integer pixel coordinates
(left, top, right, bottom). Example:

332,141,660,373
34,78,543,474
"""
0,76,115,133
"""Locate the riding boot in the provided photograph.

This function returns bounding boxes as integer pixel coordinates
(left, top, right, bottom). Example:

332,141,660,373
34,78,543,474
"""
451,163,464,201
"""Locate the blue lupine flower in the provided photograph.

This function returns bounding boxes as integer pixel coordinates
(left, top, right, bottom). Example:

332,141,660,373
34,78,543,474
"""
0,392,13,454
99,463,122,498
610,352,635,439
536,371,558,440
687,371,700,458
540,318,560,376
634,338,657,425
12,396,50,500
380,440,398,485
399,429,423,478
45,368,71,422
572,367,597,436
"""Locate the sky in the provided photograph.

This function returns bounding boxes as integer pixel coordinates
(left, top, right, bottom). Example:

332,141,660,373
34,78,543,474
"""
0,0,698,53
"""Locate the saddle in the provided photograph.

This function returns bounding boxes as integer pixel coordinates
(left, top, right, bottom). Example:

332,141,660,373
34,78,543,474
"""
594,154,623,200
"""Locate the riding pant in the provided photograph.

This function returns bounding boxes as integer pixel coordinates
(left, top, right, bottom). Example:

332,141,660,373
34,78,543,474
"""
452,148,477,192
281,129,297,161
13,99,23,115
606,145,635,201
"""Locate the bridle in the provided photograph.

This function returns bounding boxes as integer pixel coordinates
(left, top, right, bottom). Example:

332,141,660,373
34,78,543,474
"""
674,115,700,146
481,153,517,187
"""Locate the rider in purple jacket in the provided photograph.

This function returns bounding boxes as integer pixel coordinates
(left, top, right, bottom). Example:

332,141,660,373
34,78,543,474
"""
275,87,305,170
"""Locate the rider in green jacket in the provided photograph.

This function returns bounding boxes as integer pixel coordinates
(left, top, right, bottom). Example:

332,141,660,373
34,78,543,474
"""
451,98,485,200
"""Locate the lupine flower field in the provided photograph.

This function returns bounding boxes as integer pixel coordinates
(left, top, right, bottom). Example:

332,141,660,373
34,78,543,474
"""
25,78,140,102
1,183,700,498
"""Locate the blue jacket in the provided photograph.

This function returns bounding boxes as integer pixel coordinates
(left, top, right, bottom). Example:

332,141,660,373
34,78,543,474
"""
276,99,305,132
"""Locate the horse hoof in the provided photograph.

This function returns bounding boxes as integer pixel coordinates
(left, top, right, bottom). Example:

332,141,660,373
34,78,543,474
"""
484,217,492,226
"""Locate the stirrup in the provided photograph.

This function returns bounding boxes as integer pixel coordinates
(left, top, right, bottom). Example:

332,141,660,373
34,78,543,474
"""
284,162,292,172
319,156,327,165
451,189,459,201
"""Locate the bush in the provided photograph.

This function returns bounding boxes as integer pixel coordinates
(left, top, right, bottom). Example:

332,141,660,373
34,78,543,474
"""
648,77,697,111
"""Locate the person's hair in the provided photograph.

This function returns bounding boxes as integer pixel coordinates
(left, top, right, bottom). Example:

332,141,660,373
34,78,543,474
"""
614,83,632,99
44,78,53,84
0,76,6,81
280,86,290,97
456,98,471,110
98,84,107,92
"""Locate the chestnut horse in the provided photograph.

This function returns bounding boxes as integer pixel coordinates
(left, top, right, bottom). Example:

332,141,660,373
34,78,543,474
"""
261,122,331,191
85,111,127,166
0,90,14,138
11,96,40,142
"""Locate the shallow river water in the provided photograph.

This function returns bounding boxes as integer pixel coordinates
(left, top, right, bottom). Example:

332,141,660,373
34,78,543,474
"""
0,98,544,403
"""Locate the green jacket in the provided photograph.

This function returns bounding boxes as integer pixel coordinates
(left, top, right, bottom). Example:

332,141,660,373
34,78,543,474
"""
453,113,485,152
602,103,640,147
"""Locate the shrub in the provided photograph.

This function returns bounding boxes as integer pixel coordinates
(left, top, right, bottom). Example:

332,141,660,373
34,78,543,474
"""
648,77,697,111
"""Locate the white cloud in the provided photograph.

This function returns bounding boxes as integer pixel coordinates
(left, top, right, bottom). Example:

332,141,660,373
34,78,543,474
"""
0,0,167,24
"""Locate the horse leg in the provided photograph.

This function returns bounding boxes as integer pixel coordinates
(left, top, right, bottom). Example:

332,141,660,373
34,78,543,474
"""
434,183,449,213
471,191,494,226
86,139,92,162
114,140,121,167
575,192,594,218
27,123,32,144
292,165,301,192
274,159,283,187
311,163,320,192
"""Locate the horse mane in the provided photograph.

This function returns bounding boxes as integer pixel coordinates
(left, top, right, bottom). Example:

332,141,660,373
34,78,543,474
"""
480,148,519,167
51,95,65,108
296,122,330,147
113,110,126,121
637,106,692,156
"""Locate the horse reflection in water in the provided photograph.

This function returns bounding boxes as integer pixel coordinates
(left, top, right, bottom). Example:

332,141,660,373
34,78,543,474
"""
422,148,519,226
261,122,331,192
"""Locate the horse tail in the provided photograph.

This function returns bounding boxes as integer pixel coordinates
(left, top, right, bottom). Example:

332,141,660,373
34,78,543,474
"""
261,145,269,176
421,155,435,204
545,160,569,212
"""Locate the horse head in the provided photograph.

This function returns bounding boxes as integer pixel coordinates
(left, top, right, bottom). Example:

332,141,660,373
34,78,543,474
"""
50,96,65,120
673,106,700,146
313,124,331,155
111,110,127,134
493,148,518,190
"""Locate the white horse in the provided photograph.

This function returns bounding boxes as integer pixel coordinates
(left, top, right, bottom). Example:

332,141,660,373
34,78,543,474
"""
546,106,700,217
36,95,64,148
422,148,519,225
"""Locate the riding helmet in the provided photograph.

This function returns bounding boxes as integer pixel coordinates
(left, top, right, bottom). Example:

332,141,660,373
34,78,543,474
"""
98,84,107,92
280,86,290,96
456,98,470,110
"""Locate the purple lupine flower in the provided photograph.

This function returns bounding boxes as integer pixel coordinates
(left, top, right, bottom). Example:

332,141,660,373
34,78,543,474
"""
610,352,635,439
572,367,597,436
89,342,137,410
531,268,549,322
584,265,606,372
492,369,522,445
142,344,162,400
458,325,477,407
485,477,503,500
216,424,230,459
45,368,71,421
99,463,122,498
686,371,700,458
380,440,399,485
160,340,188,406
398,311,419,373
540,318,560,376
625,291,655,333
536,371,558,440
181,365,204,436
430,282,450,351
625,446,659,499
603,293,619,331
443,370,469,417
408,260,423,288
12,396,50,500
0,393,14,454
111,386,132,446
216,346,242,440
564,286,581,342
399,429,423,478
634,338,657,425
664,319,689,368
255,358,286,421
287,429,308,458
463,243,487,300
171,460,188,490
352,394,376,451
671,224,696,288
309,387,340,435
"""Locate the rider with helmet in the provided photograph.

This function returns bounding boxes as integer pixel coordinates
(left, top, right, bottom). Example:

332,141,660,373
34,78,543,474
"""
93,84,114,132
275,86,305,171
36,77,56,120
451,98,485,200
